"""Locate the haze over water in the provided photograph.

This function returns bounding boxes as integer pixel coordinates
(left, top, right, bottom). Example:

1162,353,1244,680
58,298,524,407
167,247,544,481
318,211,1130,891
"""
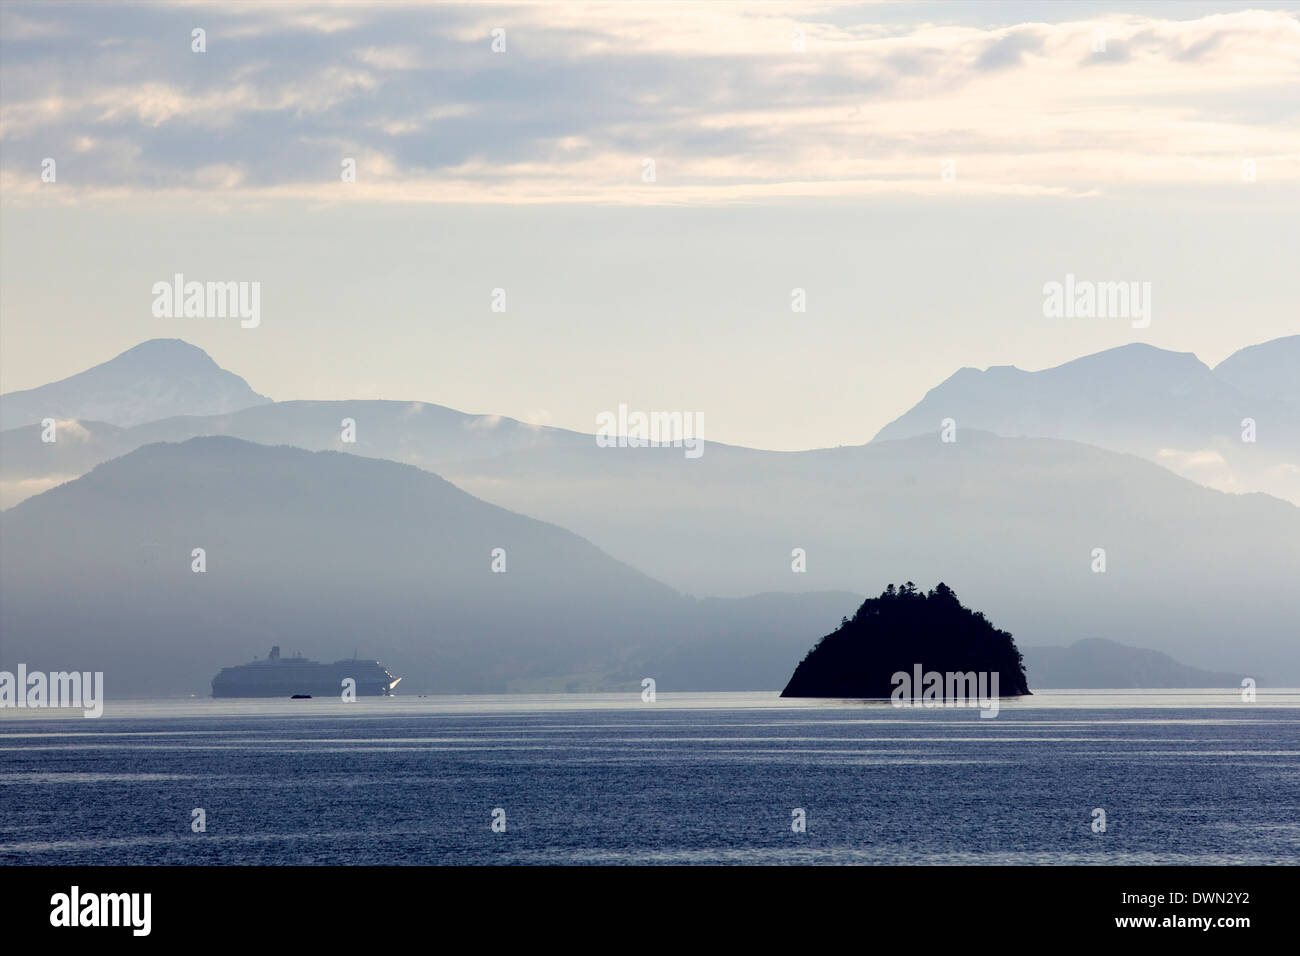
3,692,1297,865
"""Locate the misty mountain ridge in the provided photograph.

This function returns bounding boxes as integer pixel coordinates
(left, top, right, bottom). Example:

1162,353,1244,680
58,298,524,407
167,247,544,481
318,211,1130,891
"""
1213,334,1300,407
1021,638,1246,689
0,338,270,431
4,427,1296,685
4,333,1296,491
2,337,1298,686
0,398,601,509
0,436,860,694
4,334,1297,509
872,336,1300,504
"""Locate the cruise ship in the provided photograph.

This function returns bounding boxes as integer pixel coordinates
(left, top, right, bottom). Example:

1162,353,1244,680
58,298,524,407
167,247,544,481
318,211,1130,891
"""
211,646,402,698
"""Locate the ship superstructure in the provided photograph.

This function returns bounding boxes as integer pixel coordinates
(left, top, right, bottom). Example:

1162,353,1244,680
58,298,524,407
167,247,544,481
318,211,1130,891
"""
211,646,401,698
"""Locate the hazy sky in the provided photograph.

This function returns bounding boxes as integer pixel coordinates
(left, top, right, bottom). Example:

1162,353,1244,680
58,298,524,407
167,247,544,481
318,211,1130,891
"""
2,1,1298,450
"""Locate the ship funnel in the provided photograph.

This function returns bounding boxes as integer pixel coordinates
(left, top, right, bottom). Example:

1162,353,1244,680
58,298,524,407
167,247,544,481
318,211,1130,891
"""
269,645,280,661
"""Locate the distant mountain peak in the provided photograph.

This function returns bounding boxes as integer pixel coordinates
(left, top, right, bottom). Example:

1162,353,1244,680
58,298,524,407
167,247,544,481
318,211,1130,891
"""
1214,334,1300,369
930,344,1206,391
875,341,1243,443
114,338,221,363
1213,334,1300,406
0,338,270,430
1051,341,1208,373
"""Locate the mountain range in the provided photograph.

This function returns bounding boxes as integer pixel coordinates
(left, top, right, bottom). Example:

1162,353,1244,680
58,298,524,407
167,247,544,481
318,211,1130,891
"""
0,436,861,694
1020,639,1244,689
873,337,1300,504
2,335,1297,690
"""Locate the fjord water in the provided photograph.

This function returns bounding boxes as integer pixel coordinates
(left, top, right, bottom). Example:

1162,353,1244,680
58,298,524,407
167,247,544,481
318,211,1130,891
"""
2,692,1298,865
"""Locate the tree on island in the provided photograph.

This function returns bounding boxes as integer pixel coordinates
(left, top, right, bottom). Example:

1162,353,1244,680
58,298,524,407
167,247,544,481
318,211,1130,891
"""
780,582,1031,698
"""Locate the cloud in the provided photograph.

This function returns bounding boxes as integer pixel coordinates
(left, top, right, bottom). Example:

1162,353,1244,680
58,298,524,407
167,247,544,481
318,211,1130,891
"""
1155,448,1300,506
520,409,553,429
1157,448,1228,469
53,419,92,441
974,25,1049,71
354,45,421,71
0,474,76,509
1,4,1297,205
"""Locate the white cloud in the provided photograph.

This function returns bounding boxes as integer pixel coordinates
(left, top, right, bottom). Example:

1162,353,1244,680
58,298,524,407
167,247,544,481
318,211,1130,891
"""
1,4,1297,205
1157,448,1228,469
354,45,421,71
0,475,76,510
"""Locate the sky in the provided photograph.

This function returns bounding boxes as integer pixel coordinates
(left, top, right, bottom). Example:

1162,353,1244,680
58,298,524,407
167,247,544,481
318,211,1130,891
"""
2,0,1298,450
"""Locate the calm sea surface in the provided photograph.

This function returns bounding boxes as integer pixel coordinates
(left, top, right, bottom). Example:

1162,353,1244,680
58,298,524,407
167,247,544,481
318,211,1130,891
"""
2,691,1298,865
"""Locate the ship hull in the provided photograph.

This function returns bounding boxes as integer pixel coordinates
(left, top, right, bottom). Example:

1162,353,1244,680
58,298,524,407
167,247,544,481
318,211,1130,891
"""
211,659,401,698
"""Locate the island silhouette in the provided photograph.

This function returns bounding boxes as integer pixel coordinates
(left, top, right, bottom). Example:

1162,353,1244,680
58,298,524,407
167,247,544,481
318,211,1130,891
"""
781,582,1031,699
